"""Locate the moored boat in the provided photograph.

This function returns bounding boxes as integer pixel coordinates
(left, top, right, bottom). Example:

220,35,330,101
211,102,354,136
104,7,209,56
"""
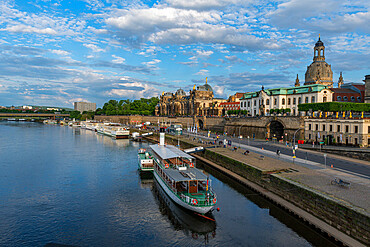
138,148,154,172
149,132,217,214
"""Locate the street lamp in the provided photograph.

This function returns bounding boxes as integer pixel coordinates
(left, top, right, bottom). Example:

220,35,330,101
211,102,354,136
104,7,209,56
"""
293,128,303,150
292,127,303,161
238,123,247,148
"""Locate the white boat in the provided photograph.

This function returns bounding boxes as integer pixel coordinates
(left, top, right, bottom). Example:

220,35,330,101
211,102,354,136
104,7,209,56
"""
149,132,217,214
137,148,154,172
131,132,142,141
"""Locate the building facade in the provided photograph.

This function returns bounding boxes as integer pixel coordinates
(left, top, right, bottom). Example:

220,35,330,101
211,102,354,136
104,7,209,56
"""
155,81,227,116
305,118,370,147
365,75,370,103
240,84,333,116
74,102,96,113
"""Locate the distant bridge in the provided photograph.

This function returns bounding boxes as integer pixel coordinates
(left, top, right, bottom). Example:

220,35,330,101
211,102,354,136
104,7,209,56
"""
0,113,69,118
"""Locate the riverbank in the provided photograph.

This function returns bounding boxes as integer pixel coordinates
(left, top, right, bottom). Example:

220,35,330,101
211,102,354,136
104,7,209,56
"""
144,132,369,246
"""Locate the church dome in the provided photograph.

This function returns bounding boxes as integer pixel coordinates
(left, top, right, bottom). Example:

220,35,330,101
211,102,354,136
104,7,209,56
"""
203,83,213,92
176,88,186,96
315,37,324,47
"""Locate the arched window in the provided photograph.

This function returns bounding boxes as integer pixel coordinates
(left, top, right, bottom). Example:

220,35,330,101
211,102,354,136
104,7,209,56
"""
357,96,361,102
343,96,348,101
282,98,285,105
288,98,291,105
323,96,327,102
266,99,269,105
351,96,355,102
311,96,315,103
298,97,301,104
337,96,342,101
274,98,277,105
293,98,296,104
305,97,309,103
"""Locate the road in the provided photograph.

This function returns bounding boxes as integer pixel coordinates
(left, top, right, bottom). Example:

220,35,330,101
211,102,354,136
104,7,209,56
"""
182,130,370,179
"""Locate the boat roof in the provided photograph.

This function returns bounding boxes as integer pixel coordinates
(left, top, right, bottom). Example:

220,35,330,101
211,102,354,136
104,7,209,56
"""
150,144,194,160
166,167,208,182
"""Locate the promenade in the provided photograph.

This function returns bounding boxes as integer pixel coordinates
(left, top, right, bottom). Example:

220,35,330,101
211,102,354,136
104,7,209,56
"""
181,133,370,213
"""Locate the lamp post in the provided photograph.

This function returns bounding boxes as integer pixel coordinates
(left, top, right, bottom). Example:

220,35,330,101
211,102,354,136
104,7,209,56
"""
293,127,303,161
238,123,246,148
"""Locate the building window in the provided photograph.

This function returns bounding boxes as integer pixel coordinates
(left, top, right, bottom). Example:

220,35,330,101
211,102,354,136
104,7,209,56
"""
354,126,358,133
288,98,291,105
355,138,358,145
248,101,250,107
309,134,311,139
266,99,269,105
305,97,309,103
357,96,361,102
329,125,332,132
298,97,301,104
323,125,326,131
261,99,264,105
282,98,285,105
343,96,348,101
345,125,349,132
311,96,315,103
293,98,296,104
351,96,355,102
315,124,318,131
254,100,256,106
323,96,327,102
337,125,340,132
274,98,277,105
337,96,342,101
309,124,311,130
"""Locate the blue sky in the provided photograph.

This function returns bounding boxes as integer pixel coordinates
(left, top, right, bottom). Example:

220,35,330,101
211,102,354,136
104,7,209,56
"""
0,0,369,108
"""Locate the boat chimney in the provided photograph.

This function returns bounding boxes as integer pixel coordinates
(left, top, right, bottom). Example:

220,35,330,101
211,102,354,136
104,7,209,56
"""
159,127,165,146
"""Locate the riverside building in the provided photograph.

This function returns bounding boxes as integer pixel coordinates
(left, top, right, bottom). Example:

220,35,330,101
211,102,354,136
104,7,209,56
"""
74,102,96,113
240,37,366,116
304,118,370,147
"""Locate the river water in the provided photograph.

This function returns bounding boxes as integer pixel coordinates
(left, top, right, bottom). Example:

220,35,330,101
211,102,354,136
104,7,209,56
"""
0,121,338,247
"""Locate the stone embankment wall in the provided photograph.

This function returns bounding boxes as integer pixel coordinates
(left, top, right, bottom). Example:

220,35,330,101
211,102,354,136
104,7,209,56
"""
148,133,369,245
302,147,370,162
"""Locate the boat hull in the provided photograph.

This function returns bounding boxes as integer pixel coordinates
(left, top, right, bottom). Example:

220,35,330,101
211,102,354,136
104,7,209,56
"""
154,171,214,214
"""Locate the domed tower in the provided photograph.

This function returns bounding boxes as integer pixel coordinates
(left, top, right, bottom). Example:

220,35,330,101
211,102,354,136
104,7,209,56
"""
338,72,344,88
304,36,333,87
295,74,300,87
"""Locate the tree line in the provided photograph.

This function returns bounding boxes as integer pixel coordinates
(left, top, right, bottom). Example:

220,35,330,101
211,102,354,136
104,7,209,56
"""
96,97,159,116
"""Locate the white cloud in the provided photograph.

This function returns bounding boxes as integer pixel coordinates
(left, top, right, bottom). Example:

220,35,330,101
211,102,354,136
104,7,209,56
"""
165,0,246,10
105,6,277,50
83,43,105,53
142,59,161,68
112,55,125,64
2,25,58,35
50,49,70,56
194,69,208,75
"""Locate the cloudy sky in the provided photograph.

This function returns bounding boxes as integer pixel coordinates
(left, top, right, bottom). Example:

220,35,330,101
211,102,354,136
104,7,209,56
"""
0,0,369,108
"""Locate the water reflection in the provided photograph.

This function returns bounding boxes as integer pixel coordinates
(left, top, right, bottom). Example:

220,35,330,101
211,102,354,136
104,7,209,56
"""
197,161,338,247
147,176,217,244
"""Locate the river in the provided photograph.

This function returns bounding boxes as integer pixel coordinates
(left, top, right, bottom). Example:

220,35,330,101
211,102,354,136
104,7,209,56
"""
0,121,338,246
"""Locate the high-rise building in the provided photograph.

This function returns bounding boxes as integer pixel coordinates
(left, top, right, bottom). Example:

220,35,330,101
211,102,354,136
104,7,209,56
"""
74,102,96,113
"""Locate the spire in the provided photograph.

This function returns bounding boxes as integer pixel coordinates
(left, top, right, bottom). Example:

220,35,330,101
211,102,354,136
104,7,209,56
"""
205,77,208,84
295,74,300,87
338,72,344,88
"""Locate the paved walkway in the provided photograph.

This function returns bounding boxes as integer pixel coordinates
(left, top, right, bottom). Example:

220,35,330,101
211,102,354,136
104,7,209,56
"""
180,134,370,213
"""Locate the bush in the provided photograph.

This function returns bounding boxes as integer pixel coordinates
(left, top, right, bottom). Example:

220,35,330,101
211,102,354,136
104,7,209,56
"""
298,102,370,112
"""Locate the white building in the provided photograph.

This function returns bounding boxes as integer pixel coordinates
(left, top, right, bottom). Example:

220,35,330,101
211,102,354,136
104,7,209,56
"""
240,84,333,116
74,102,96,113
305,118,370,147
